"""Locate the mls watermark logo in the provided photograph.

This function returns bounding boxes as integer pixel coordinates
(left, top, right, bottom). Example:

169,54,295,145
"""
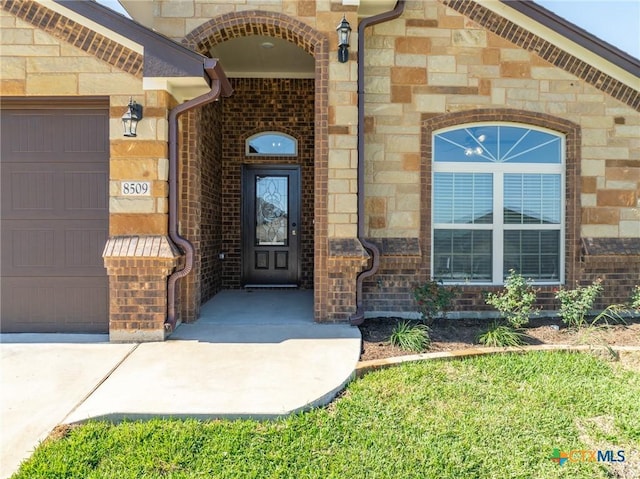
550,448,625,466
549,449,568,466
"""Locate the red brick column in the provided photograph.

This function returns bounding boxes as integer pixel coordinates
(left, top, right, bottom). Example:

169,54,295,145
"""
103,236,180,342
327,239,369,321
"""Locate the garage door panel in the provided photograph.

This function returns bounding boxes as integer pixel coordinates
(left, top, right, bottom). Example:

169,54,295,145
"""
2,221,107,276
1,277,108,333
2,113,58,154
2,164,108,219
62,112,109,154
64,227,108,270
5,227,56,271
1,166,56,216
1,110,107,158
1,104,109,333
64,169,109,212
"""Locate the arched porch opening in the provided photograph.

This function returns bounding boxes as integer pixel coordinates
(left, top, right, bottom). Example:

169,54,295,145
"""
178,11,329,323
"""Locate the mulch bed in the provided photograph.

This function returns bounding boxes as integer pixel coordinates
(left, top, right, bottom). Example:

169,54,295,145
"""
358,316,640,361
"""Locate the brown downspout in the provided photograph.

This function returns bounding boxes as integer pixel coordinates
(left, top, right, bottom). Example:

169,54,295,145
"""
165,58,233,332
350,0,406,326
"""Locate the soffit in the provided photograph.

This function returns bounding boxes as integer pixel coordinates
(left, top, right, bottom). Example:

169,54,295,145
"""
208,36,315,79
343,0,398,17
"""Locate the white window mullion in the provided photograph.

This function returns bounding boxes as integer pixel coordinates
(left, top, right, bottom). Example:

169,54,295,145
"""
493,171,504,284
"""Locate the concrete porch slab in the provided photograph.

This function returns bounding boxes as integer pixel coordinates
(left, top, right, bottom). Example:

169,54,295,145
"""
1,290,361,478
65,290,361,421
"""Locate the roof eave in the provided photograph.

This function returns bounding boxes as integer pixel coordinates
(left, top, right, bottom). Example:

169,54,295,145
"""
500,0,640,78
52,0,215,90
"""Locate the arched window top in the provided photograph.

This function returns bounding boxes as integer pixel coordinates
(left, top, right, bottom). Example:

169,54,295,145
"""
246,132,297,157
434,123,562,164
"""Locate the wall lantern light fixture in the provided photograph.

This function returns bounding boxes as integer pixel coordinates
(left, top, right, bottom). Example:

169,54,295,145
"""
122,96,143,137
336,15,351,63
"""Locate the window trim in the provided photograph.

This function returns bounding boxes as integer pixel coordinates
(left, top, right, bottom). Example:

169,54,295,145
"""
431,122,566,286
245,131,298,157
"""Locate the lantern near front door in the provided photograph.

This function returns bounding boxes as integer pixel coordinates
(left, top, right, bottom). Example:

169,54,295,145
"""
336,16,351,63
121,97,143,137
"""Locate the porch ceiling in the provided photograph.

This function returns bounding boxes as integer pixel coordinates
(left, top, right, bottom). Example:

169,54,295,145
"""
344,0,399,17
208,36,315,79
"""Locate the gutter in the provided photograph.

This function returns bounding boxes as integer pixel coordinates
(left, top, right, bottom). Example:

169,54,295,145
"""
349,0,406,326
165,58,233,332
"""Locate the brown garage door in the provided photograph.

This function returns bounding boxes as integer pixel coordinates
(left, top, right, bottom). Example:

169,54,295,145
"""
1,100,109,333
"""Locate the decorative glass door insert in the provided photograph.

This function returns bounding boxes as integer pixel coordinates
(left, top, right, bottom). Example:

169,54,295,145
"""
255,175,288,246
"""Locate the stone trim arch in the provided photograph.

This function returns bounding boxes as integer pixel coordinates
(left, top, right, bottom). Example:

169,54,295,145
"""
182,11,329,321
183,10,325,57
421,109,581,309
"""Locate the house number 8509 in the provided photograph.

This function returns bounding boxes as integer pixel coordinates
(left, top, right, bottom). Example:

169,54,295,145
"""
121,181,151,196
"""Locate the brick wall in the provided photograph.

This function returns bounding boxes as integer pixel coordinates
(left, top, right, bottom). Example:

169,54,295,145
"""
180,11,332,321
103,236,180,342
178,101,224,323
199,101,224,301
221,77,315,289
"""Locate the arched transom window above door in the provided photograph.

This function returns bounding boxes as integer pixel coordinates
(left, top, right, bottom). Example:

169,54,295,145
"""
432,123,565,285
246,132,297,157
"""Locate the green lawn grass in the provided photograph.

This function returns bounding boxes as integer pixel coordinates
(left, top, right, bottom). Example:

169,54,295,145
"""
14,352,640,478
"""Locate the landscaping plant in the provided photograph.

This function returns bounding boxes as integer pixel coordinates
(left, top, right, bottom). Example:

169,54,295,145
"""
485,270,538,329
389,320,430,352
413,279,460,325
413,280,460,325
480,271,538,347
477,321,527,347
555,279,603,328
631,285,640,312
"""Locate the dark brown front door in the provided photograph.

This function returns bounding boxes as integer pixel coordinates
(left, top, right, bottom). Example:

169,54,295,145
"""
0,102,109,333
242,166,300,286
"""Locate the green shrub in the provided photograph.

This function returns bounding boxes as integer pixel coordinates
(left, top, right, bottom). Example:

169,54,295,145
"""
413,280,460,325
592,304,627,326
476,322,527,347
555,279,603,328
389,321,431,352
485,270,538,328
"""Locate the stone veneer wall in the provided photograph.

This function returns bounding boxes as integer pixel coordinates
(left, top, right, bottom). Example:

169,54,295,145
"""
220,77,315,289
360,1,639,315
363,1,639,241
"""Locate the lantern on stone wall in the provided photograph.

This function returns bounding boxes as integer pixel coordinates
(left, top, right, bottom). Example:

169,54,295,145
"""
336,16,351,63
122,97,143,137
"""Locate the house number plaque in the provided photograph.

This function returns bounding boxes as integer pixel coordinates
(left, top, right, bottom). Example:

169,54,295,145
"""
121,181,151,196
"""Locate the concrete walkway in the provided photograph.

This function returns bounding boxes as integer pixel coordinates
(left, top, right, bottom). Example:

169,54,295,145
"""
0,289,361,479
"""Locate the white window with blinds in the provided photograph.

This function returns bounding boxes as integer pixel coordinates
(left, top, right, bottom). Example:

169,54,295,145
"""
432,123,565,284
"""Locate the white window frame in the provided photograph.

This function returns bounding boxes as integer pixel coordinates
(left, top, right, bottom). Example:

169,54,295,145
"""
246,131,298,157
431,122,565,285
